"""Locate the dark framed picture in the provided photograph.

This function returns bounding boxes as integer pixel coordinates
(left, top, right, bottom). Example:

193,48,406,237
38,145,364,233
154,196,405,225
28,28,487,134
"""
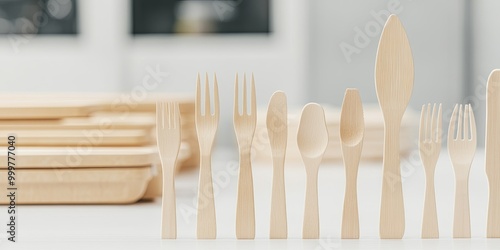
132,0,270,35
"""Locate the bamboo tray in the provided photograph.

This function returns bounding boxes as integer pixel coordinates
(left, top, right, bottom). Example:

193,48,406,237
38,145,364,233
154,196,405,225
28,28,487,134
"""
0,100,102,120
0,147,157,168
0,113,156,130
0,167,153,204
0,129,152,146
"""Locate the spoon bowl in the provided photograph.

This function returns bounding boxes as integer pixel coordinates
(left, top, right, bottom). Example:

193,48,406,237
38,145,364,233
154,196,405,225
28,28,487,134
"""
297,103,328,160
340,89,365,147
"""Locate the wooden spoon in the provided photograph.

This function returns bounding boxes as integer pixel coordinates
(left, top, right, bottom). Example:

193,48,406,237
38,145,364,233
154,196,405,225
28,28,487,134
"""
297,103,328,239
375,14,414,239
267,91,288,239
340,89,365,239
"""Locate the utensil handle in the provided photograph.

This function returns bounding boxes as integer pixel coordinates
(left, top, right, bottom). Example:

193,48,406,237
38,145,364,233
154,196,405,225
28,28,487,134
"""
236,150,255,239
380,121,405,239
342,179,359,239
422,170,439,238
162,169,176,239
453,179,471,238
487,181,500,237
270,157,287,239
341,149,360,239
196,154,217,239
303,171,319,239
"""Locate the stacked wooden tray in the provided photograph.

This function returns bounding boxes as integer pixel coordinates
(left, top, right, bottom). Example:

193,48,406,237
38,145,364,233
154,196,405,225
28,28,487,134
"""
0,93,197,204
253,105,418,163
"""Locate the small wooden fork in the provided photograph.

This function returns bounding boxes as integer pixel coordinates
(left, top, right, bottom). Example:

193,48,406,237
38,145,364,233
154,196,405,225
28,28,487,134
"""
419,103,442,238
448,104,477,238
234,73,257,239
156,101,181,239
195,73,219,239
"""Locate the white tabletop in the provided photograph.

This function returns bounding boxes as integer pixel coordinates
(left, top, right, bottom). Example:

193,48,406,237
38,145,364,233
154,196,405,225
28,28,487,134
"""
2,148,500,249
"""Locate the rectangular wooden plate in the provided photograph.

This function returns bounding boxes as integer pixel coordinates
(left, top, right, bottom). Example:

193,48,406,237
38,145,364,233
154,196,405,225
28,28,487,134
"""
0,129,152,146
0,167,153,204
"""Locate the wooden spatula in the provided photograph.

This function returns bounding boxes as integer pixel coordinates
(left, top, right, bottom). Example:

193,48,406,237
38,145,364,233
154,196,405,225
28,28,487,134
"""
486,69,500,238
340,89,365,239
375,14,414,239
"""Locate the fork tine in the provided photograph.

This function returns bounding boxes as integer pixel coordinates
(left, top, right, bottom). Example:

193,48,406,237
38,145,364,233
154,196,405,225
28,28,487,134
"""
167,102,172,129
196,73,202,117
419,104,425,143
469,104,476,141
156,101,162,129
425,103,431,141
457,104,463,140
448,104,458,142
234,73,239,117
243,73,247,115
430,103,437,142
213,73,220,119
205,73,211,116
437,104,442,142
251,73,256,115
464,104,470,140
174,102,180,130
163,102,167,129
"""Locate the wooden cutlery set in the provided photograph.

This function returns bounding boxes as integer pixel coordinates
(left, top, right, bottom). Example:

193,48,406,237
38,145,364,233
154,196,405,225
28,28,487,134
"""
157,14,500,240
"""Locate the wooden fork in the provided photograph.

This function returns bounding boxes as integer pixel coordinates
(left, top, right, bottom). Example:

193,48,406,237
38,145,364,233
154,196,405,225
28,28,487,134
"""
195,73,219,239
156,101,181,239
234,73,257,239
448,104,476,238
419,103,442,238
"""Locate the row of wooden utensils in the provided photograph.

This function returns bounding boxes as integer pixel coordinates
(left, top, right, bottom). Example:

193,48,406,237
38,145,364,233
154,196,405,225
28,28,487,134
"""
155,14,500,239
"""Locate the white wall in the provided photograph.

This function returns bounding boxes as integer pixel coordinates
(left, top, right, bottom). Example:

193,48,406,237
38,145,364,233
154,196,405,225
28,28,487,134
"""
471,0,500,146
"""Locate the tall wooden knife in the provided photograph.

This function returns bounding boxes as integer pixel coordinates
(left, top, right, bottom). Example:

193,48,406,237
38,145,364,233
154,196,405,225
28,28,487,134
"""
375,14,414,239
486,69,500,238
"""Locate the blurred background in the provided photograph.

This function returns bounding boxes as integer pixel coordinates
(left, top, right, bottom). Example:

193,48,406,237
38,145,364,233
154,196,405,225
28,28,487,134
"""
0,0,496,147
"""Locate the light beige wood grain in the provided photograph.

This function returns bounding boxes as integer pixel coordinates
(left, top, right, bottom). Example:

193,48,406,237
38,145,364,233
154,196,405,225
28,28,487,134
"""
0,147,159,168
234,74,257,239
0,100,101,120
297,103,328,239
0,129,151,146
340,89,364,239
0,167,152,204
195,74,219,239
418,103,442,238
0,92,194,113
486,69,500,238
375,14,414,239
0,116,152,130
266,91,288,239
448,104,476,238
156,101,182,239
